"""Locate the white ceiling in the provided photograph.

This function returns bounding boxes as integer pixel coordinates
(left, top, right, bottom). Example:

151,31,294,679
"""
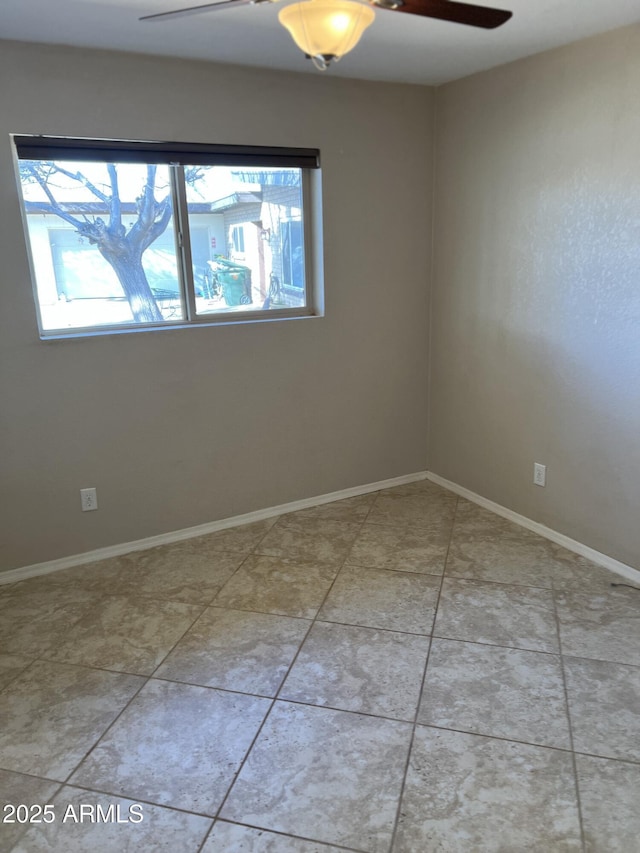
0,0,638,85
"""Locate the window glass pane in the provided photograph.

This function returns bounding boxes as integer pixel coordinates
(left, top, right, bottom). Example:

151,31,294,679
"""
184,166,307,315
18,161,183,331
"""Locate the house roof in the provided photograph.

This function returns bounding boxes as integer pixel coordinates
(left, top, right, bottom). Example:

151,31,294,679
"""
207,192,263,213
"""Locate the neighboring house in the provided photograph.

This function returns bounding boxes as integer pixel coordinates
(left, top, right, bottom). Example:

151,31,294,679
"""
207,179,304,304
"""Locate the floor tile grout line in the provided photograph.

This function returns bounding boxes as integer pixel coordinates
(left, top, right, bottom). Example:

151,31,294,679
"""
8,656,150,682
0,658,41,696
0,655,154,805
314,616,437,639
410,721,576,754
206,542,269,607
439,573,554,592
430,631,564,654
0,768,65,786
143,676,287,703
34,600,208,678
387,495,460,853
270,490,390,707
559,651,640,669
204,602,315,620
54,597,209,790
1,592,212,677
437,572,560,594
147,603,233,677
196,577,331,846
552,582,587,853
29,779,219,821
342,561,446,580
209,817,371,853
568,749,640,767
429,632,560,656
197,492,386,852
56,673,152,789
131,535,278,688
443,502,587,852
165,517,285,616
252,695,418,726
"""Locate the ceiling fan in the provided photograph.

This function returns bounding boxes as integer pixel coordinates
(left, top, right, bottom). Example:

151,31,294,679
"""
140,0,513,70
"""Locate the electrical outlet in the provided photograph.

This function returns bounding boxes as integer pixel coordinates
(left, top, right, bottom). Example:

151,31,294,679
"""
533,463,546,487
80,487,98,511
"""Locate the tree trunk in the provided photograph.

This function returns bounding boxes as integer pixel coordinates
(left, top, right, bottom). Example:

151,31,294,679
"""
105,253,164,324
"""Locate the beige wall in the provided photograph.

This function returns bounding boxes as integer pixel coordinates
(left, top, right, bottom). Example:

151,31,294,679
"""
0,40,434,571
429,25,640,568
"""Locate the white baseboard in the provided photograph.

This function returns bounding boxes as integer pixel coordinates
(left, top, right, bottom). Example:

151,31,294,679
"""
0,471,429,585
426,472,640,585
5,469,638,587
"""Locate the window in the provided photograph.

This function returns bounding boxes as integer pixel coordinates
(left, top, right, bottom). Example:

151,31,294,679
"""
230,225,245,256
14,136,321,336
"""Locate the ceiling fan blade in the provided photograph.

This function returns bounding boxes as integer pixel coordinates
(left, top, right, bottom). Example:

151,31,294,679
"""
374,0,512,28
140,0,258,23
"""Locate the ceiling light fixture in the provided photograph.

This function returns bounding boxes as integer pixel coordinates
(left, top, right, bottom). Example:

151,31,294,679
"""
278,0,376,70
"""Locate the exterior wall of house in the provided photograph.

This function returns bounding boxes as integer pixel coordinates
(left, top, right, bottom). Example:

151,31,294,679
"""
262,185,304,294
220,203,264,297
429,24,640,569
0,39,433,571
222,204,263,241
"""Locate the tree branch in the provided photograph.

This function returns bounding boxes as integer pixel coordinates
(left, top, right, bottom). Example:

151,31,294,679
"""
138,164,158,228
139,197,173,252
24,164,101,240
128,165,173,251
107,164,122,232
48,163,112,205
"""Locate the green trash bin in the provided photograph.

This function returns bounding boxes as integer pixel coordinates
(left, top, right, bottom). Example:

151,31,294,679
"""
212,257,252,307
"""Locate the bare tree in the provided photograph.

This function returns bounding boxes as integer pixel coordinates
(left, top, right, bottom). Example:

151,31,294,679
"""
20,162,194,323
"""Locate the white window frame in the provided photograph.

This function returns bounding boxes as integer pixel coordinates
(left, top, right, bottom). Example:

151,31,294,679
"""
13,135,322,339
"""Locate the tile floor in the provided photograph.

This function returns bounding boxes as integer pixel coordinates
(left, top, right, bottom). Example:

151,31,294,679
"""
1,480,639,852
